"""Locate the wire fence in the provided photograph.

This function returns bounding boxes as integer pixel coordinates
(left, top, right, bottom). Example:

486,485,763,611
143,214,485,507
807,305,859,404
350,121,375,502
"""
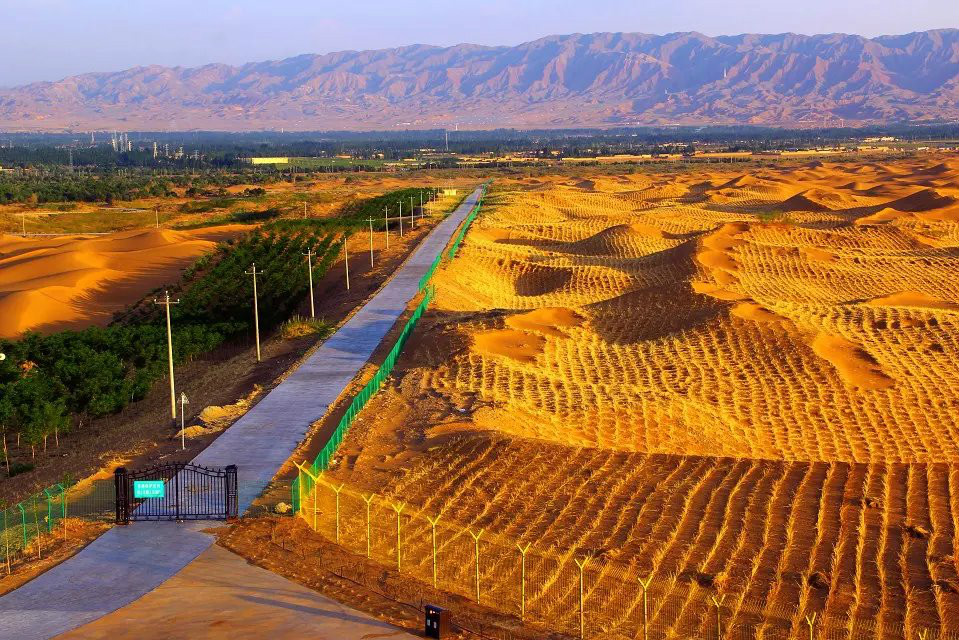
294,474,958,640
1,477,115,575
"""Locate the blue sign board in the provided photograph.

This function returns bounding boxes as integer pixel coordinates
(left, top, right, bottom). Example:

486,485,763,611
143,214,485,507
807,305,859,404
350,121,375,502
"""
133,480,165,499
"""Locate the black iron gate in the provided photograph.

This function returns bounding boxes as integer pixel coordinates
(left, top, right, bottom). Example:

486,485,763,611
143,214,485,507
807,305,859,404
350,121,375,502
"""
114,463,237,524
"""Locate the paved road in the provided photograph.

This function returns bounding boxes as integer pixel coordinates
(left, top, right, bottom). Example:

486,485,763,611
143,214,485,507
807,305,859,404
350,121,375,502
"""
58,545,416,639
0,186,483,640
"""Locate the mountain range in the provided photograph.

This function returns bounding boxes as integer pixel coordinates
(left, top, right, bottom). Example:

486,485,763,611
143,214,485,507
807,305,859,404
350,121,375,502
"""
1,30,957,131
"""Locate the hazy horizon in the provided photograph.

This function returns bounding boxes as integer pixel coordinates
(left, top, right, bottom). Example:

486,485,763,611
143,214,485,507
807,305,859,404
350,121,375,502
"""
1,0,956,87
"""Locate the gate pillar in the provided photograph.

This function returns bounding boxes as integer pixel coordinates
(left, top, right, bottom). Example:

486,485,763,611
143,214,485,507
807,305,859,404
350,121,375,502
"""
225,465,238,520
114,467,130,525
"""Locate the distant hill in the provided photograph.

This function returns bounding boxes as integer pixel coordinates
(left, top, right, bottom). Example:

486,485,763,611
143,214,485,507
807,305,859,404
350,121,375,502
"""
1,30,957,131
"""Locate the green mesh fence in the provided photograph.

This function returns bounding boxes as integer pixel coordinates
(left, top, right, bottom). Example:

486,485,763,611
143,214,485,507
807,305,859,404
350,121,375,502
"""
1,477,115,572
292,286,434,511
418,252,443,291
447,193,484,260
292,183,488,511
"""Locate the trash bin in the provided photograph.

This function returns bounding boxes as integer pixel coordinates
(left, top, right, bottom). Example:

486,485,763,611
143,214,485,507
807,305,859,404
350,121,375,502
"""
425,604,451,638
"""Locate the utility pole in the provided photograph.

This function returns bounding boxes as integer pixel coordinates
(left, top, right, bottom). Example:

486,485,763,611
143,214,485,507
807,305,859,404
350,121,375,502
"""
384,206,390,249
155,208,159,229
153,291,180,423
245,263,264,362
399,201,404,237
420,191,424,220
410,195,415,228
303,247,316,318
367,216,375,267
343,235,350,290
303,202,307,219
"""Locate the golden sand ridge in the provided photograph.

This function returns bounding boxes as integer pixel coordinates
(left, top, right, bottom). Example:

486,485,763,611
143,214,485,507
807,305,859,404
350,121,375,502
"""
0,226,244,338
323,157,959,637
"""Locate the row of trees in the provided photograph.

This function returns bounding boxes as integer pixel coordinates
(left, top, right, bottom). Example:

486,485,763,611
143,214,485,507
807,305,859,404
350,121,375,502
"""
0,186,435,472
0,174,173,204
0,321,241,466
0,168,285,205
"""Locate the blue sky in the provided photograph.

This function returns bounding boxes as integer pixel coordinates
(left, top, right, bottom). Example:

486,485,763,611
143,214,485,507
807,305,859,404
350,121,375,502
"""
1,0,955,87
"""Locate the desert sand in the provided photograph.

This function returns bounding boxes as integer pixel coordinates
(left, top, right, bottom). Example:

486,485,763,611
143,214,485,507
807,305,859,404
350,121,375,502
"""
319,156,959,638
0,226,243,338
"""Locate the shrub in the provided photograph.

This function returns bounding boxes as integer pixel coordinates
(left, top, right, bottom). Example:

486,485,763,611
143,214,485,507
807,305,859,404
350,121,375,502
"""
8,462,34,477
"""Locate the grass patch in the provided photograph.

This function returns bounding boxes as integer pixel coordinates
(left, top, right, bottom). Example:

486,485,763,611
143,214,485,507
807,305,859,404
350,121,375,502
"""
756,209,794,223
174,208,282,229
281,315,335,339
178,198,238,214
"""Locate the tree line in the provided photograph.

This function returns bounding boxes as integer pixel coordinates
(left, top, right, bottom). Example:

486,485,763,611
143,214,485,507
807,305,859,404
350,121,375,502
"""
0,186,431,473
0,170,283,205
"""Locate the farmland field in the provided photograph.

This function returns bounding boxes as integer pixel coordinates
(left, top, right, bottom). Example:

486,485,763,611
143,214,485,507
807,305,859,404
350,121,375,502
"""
311,156,959,638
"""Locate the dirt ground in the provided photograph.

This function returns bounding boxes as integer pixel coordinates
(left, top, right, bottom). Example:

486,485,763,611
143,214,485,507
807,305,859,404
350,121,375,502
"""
217,516,570,640
310,155,959,639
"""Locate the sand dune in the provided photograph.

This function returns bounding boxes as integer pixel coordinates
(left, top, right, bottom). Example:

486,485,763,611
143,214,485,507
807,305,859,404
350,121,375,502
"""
888,188,957,212
867,290,959,311
315,156,959,638
810,332,894,390
0,227,239,337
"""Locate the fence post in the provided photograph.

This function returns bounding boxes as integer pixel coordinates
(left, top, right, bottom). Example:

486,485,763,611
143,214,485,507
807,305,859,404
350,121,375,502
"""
309,473,316,528
32,495,41,559
114,467,129,524
711,595,725,640
517,542,531,620
362,493,376,558
225,465,238,520
574,555,592,639
43,488,54,533
2,506,10,575
57,484,67,540
391,502,405,572
17,503,26,549
332,483,345,543
469,528,484,603
427,514,441,588
638,576,653,640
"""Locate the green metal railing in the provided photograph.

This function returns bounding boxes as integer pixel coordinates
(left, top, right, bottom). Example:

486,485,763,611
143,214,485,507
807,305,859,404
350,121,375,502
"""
418,252,443,291
1,478,115,571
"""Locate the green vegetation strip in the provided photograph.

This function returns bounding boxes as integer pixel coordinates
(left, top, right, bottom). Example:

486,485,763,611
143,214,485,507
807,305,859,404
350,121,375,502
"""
0,224,341,452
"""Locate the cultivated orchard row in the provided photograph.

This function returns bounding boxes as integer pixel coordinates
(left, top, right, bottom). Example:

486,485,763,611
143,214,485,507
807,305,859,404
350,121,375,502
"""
0,186,442,478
